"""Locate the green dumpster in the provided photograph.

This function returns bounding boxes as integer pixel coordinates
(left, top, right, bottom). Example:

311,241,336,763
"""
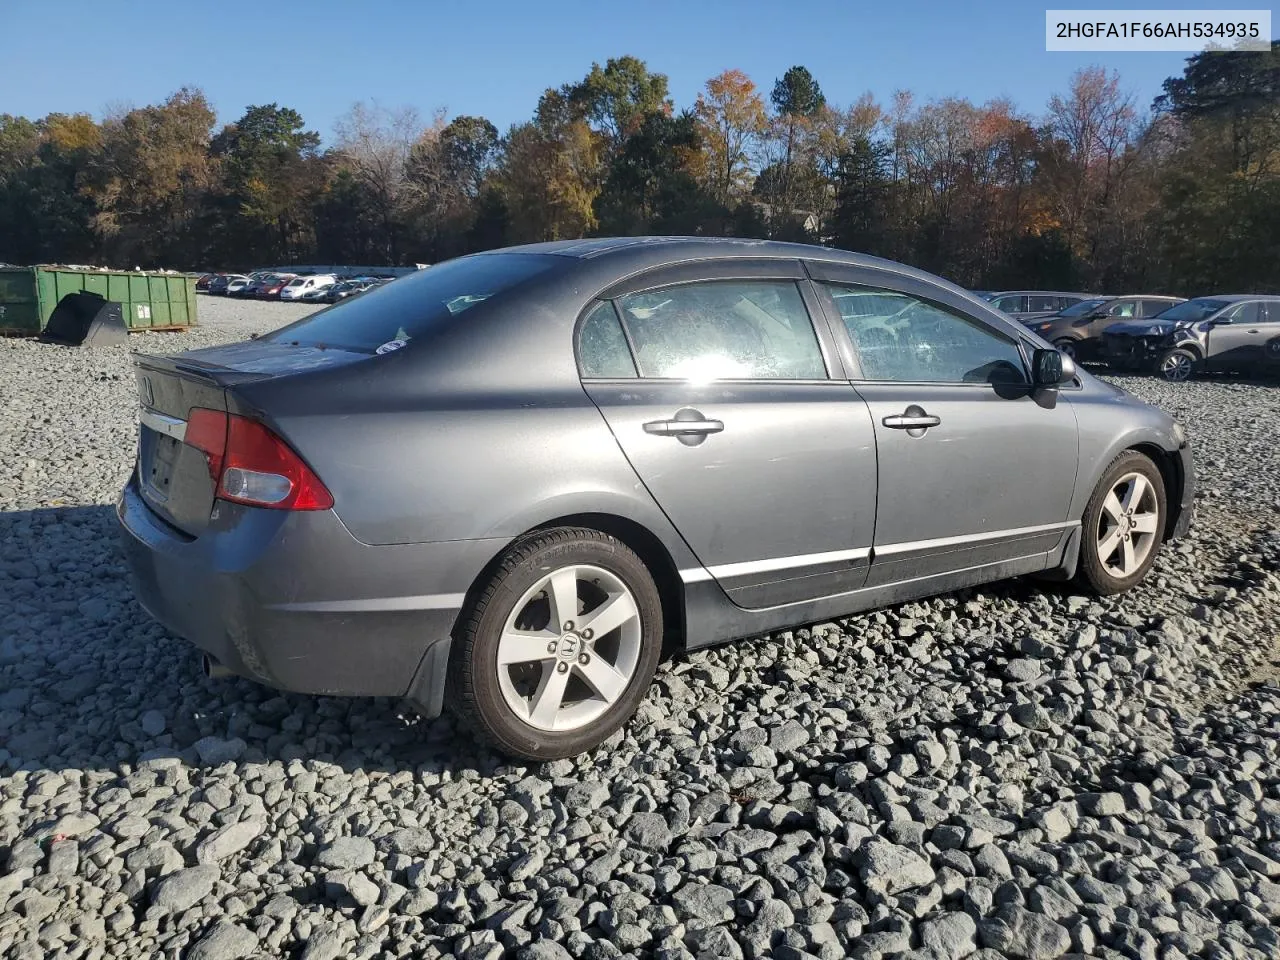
0,266,198,335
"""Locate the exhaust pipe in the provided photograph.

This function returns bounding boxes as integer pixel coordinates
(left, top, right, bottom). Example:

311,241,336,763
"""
201,653,233,680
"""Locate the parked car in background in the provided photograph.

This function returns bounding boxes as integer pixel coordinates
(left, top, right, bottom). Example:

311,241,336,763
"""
223,275,253,296
1025,295,1186,361
985,290,1093,322
323,279,377,303
254,274,297,299
1102,295,1280,380
118,237,1193,760
279,274,337,301
195,273,218,292
231,272,273,297
207,274,237,295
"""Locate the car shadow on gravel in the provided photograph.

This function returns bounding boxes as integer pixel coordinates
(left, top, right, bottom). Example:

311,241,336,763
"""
0,504,514,779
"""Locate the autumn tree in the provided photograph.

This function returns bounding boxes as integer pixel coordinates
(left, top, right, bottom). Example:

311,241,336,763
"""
93,88,217,266
694,70,767,203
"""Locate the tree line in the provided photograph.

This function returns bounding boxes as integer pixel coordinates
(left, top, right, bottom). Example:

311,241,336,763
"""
1,44,1277,293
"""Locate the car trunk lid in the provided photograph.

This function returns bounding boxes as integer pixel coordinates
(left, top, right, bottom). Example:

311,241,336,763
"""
132,340,368,536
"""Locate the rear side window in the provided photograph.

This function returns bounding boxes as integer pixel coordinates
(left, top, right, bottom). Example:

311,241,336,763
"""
578,301,637,378
263,253,558,353
616,280,827,380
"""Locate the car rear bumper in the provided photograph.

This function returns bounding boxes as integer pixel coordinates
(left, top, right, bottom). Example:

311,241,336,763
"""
116,477,504,716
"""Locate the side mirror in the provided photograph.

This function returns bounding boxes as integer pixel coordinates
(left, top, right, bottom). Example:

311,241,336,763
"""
1033,347,1076,387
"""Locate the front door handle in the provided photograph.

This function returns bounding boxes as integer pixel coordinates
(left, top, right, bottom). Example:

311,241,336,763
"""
882,405,940,437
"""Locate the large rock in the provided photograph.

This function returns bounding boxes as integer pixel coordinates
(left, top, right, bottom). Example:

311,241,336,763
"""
855,839,936,895
315,836,376,870
979,905,1071,959
196,819,263,864
185,921,258,960
671,883,734,922
151,865,219,913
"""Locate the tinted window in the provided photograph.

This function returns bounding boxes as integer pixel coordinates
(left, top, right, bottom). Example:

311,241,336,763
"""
991,295,1024,313
1028,295,1060,312
1229,302,1262,324
822,282,1026,384
616,280,826,380
263,254,557,352
1060,298,1108,318
1156,299,1230,322
578,301,637,378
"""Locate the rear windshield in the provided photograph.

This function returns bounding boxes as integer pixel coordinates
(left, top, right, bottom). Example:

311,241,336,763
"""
262,253,559,352
1156,299,1229,322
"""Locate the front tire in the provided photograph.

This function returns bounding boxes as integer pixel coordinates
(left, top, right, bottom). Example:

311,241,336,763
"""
1157,347,1197,382
451,527,664,761
1053,338,1078,360
1075,451,1166,596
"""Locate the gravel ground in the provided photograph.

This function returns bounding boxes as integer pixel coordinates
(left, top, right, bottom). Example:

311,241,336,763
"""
2,298,1280,960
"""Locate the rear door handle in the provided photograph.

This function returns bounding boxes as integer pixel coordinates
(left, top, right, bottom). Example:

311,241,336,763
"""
643,418,724,436
883,413,941,430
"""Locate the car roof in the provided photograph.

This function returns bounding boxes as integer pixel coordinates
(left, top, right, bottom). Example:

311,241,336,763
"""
1192,293,1280,302
477,236,989,296
984,290,1094,297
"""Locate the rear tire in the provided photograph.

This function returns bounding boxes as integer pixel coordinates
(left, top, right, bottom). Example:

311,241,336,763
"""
1075,451,1166,596
1157,347,1197,382
451,527,664,761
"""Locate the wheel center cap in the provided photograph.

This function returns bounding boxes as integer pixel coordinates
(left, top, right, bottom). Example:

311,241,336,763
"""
556,634,581,660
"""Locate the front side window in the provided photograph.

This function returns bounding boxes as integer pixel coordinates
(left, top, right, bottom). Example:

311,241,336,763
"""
1228,302,1262,324
821,282,1027,384
1108,300,1137,318
615,280,826,380
991,295,1025,313
1028,295,1059,312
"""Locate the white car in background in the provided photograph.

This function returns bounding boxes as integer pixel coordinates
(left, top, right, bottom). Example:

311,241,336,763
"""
279,274,337,301
223,275,252,296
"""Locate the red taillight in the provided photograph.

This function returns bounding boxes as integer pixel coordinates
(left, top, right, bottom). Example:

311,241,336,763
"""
183,408,332,511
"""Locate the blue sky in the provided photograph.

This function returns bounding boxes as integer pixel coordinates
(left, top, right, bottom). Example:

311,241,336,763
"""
0,0,1233,140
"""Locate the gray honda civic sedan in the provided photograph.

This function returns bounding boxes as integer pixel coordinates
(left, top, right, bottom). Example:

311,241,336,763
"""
118,238,1195,760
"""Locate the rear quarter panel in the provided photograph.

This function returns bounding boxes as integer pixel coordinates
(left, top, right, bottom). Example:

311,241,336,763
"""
232,277,704,576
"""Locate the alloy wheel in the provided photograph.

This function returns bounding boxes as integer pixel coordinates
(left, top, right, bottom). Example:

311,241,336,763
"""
1161,352,1193,381
1096,471,1161,578
496,564,642,732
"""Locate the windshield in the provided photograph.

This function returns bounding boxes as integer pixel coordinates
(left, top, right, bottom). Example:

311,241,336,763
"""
262,253,559,352
286,278,305,287
1059,298,1108,318
1155,298,1229,323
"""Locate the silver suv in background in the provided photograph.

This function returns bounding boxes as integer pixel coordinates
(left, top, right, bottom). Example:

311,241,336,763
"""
1027,295,1186,361
1102,295,1280,381
984,290,1093,322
